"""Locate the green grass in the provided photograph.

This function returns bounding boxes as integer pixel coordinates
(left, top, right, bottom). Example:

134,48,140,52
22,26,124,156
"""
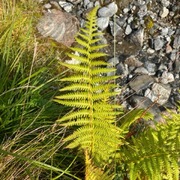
0,1,83,179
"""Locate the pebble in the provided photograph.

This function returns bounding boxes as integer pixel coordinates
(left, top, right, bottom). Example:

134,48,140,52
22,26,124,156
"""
166,43,173,53
170,50,179,61
161,27,169,36
116,63,129,76
125,24,132,35
124,56,143,67
161,0,170,7
129,74,154,92
173,30,180,49
58,1,74,12
98,2,118,17
153,37,164,50
145,83,171,105
134,67,149,74
147,48,155,54
109,21,122,37
160,7,169,18
159,71,175,84
97,17,109,31
144,61,157,75
128,28,144,46
44,3,52,9
107,57,119,67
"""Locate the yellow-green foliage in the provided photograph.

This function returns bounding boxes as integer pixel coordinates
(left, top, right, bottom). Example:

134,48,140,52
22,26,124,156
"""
54,6,123,165
120,109,180,180
54,6,180,180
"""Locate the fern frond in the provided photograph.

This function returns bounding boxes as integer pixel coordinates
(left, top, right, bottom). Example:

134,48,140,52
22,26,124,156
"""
120,120,180,180
85,150,114,180
59,62,89,73
59,84,90,91
92,67,116,75
90,52,107,59
55,6,123,167
66,53,89,63
54,99,90,108
60,76,90,82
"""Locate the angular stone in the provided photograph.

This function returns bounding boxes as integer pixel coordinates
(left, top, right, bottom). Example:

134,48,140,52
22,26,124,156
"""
129,95,164,124
129,74,154,92
124,56,143,67
125,24,132,35
160,7,169,18
159,71,174,84
98,2,118,17
37,9,79,46
97,17,109,31
145,83,171,105
153,37,164,50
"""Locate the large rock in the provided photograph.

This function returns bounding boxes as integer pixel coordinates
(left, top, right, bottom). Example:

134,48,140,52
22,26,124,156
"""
37,9,79,46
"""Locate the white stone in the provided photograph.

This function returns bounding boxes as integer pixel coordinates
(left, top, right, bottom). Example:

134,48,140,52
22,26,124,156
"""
123,8,129,14
44,3,52,9
160,7,169,18
161,27,169,36
98,2,118,17
147,48,155,54
125,24,132,35
97,17,109,31
160,71,174,84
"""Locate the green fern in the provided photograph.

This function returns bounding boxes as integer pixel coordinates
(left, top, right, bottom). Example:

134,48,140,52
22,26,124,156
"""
54,6,122,165
119,110,180,180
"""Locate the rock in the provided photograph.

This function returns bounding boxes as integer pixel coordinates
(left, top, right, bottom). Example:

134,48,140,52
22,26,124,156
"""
129,95,165,124
58,1,74,12
161,0,170,7
173,29,180,49
159,71,175,84
147,48,155,54
107,57,119,67
66,0,81,5
129,74,154,92
128,28,144,46
44,3,52,9
109,21,123,37
161,27,169,36
145,83,171,105
116,16,127,27
134,67,149,74
160,7,169,18
37,9,79,46
170,50,179,61
97,17,109,31
98,2,118,17
123,7,129,14
137,4,147,18
153,36,165,50
127,16,134,24
125,24,132,35
124,56,143,67
165,43,173,53
144,61,157,75
174,59,180,73
116,63,129,76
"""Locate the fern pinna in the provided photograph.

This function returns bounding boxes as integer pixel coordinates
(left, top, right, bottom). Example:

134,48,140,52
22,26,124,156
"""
54,6,122,166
